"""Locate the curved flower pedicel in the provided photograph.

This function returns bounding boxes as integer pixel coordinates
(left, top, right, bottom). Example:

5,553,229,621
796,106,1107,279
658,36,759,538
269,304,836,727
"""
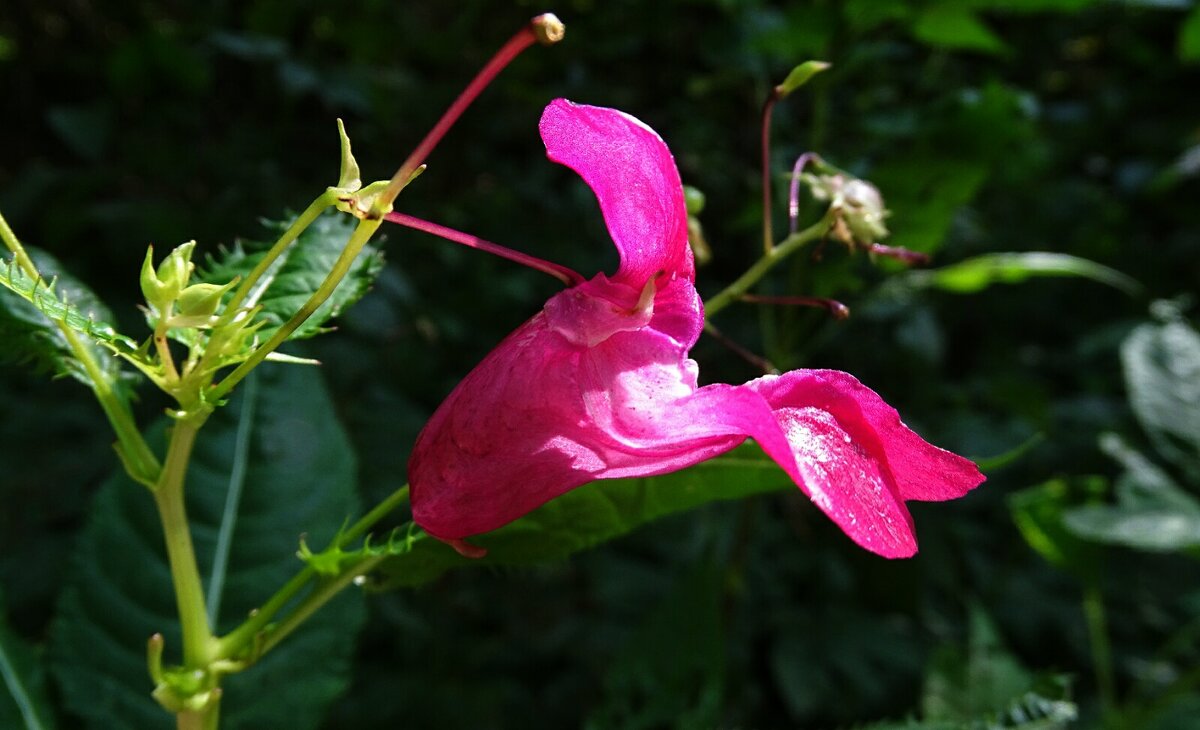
405,99,984,559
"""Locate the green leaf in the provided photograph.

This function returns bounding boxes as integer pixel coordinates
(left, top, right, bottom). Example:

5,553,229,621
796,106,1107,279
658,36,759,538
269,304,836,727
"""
774,60,831,97
922,606,1077,727
1180,7,1200,62
972,0,1097,10
377,442,791,588
1100,432,1196,511
1121,314,1200,475
587,564,725,729
0,250,137,388
870,157,989,255
50,365,364,729
197,211,384,343
912,5,1009,55
1009,477,1105,577
0,590,56,730
1063,504,1200,553
1062,435,1200,554
903,252,1142,296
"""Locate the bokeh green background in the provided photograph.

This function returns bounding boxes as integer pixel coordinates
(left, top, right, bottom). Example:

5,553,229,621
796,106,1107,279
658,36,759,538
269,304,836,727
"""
2,1,1199,727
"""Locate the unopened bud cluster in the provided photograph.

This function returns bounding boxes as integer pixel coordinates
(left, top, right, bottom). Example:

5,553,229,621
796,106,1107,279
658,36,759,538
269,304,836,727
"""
141,243,238,329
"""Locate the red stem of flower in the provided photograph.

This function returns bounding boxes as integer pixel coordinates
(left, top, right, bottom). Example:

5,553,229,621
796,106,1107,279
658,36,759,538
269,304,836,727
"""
703,322,777,375
760,91,780,254
867,243,931,266
384,211,585,286
740,293,850,320
788,152,819,235
376,16,560,212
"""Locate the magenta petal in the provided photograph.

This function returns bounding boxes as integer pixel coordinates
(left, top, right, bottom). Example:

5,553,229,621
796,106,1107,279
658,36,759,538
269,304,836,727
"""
745,370,985,558
411,282,736,540
748,370,985,502
409,100,983,559
408,313,597,539
539,99,693,285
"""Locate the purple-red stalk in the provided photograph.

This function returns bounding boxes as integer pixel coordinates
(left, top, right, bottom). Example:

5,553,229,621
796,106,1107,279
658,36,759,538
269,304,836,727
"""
385,211,584,286
703,322,777,374
760,91,780,254
375,14,563,212
788,152,819,235
740,293,850,320
867,243,931,266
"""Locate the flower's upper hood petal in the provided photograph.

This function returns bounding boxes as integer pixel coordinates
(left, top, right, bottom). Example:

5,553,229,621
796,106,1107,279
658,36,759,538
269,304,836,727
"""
540,99,694,285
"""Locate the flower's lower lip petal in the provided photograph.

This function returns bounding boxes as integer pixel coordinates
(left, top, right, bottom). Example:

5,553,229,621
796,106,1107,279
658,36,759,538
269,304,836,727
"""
745,369,985,558
748,369,986,502
770,403,919,558
626,377,924,558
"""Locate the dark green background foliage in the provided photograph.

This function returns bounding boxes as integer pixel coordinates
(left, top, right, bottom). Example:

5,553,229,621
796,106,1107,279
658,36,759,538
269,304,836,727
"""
2,0,1199,727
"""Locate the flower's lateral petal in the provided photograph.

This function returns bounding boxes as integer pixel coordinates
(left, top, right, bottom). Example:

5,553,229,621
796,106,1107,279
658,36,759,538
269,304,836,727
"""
409,312,599,539
540,99,693,285
648,274,704,351
411,287,737,540
748,370,985,503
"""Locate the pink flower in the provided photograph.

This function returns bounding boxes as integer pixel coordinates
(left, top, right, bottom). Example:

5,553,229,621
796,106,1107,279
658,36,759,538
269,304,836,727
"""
406,99,984,558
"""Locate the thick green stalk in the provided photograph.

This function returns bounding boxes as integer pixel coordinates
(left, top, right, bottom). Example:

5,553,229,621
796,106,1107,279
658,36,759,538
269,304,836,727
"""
176,699,220,730
0,210,161,484
154,415,214,668
210,217,381,401
703,211,832,319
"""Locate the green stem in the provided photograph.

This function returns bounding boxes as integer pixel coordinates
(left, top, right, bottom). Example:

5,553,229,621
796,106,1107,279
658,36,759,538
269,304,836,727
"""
222,191,337,314
0,210,161,484
1083,583,1117,721
215,567,315,661
703,211,833,319
176,700,220,730
259,555,386,656
210,217,381,402
340,485,410,547
214,484,410,661
154,415,214,668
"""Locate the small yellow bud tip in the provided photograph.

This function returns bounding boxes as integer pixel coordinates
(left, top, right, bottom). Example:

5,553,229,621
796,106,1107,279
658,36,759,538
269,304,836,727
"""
532,13,565,44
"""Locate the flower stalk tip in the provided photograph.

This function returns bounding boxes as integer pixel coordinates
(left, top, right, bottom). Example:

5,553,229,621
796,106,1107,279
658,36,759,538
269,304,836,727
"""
371,14,563,219
532,13,565,45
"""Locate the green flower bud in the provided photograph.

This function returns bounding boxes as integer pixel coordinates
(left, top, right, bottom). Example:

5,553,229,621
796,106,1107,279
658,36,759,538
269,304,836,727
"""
171,279,238,328
683,185,706,215
156,241,196,294
140,246,173,312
